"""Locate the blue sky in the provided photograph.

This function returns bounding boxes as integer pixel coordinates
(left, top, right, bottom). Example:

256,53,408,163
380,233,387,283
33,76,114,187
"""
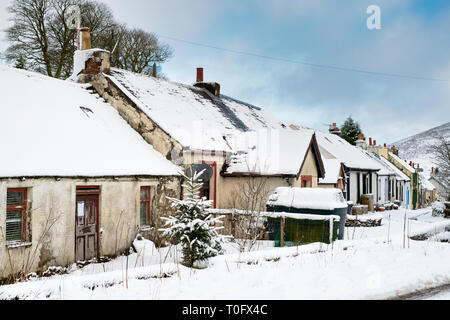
1,0,449,144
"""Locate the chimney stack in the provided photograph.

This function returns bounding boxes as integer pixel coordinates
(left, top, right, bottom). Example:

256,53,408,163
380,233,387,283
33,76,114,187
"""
356,134,367,150
329,123,340,135
72,28,110,83
79,27,92,51
196,68,204,82
193,68,221,96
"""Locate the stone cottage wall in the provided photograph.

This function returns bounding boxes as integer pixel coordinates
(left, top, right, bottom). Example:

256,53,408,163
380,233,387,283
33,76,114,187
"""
0,176,180,281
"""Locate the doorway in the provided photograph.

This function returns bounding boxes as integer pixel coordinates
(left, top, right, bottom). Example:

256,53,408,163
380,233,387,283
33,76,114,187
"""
75,187,100,262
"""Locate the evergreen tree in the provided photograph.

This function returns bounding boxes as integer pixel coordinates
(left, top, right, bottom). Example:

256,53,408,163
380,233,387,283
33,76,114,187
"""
340,116,363,145
14,54,27,70
161,170,227,268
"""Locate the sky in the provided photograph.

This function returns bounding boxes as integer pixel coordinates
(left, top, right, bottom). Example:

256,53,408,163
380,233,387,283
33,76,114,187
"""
0,0,449,144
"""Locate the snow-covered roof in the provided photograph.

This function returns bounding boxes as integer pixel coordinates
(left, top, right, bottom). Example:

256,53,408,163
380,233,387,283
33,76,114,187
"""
360,149,396,176
377,155,411,182
267,187,348,210
389,152,416,174
302,129,381,171
319,159,342,184
223,130,315,176
106,68,287,152
0,67,181,178
419,174,436,191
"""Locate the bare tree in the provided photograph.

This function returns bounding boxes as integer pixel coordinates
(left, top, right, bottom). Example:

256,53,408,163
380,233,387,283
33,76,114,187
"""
5,0,173,78
111,27,173,75
226,176,272,252
428,134,450,200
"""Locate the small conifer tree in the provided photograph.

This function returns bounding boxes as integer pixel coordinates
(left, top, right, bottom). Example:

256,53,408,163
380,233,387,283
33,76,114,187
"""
161,170,227,268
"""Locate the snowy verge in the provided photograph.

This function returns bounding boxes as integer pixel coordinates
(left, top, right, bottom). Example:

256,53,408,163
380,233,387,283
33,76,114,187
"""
409,220,450,240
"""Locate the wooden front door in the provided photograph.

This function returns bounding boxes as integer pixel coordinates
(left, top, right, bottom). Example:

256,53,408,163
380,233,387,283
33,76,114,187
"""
75,188,99,262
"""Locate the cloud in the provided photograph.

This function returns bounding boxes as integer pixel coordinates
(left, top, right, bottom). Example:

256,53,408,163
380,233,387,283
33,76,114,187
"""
0,0,448,143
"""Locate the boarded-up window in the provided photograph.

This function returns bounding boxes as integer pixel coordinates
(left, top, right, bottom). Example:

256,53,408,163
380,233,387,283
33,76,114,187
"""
6,188,27,242
140,186,151,226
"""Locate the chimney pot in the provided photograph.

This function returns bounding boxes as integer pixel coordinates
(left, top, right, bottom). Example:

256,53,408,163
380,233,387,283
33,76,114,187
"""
196,68,204,82
332,123,337,128
384,143,387,148
369,137,373,146
374,140,377,146
79,27,92,51
358,133,365,141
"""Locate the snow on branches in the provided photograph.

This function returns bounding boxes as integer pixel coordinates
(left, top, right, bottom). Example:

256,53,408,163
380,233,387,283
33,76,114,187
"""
160,170,229,268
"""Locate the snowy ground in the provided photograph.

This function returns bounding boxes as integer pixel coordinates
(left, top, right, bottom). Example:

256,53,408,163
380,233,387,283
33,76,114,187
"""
0,208,449,300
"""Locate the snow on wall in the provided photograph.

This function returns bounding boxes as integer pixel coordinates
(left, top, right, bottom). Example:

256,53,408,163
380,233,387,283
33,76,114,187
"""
267,187,348,210
0,66,181,177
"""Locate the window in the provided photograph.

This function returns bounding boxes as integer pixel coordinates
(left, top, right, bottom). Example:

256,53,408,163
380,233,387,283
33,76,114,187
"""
301,175,312,188
140,187,151,226
6,188,27,242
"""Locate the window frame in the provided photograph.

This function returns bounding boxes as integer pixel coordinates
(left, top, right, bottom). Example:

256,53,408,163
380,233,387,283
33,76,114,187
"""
6,188,28,242
139,186,151,226
300,175,313,188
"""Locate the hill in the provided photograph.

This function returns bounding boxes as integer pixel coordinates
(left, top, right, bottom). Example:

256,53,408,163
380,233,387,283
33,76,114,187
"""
391,122,450,180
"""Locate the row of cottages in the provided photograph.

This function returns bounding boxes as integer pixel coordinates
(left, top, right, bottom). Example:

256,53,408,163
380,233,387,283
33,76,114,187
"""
360,147,411,207
0,66,181,280
71,35,327,211
357,138,420,209
289,126,382,205
378,147,420,209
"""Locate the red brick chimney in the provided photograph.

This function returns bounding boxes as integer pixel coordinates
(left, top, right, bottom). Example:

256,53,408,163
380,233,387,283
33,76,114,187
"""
369,137,373,146
196,68,204,82
374,140,377,146
193,68,221,96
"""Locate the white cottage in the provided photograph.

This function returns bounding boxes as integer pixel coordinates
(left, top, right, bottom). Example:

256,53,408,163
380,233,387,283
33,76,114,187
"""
0,67,181,280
